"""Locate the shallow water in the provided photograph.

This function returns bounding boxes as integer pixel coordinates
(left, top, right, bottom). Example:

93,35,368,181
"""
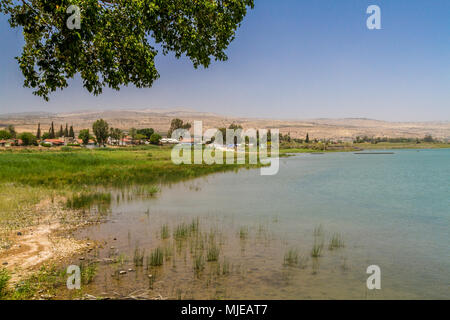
73,149,449,299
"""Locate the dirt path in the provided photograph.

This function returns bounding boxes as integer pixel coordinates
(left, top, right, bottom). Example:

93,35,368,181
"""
0,205,90,283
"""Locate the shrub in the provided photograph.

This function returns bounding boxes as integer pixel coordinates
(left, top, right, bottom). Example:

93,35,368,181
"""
150,133,162,145
0,268,10,298
0,130,12,140
18,132,37,146
78,129,90,145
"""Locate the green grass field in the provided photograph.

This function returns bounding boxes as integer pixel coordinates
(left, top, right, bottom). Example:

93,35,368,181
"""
0,145,260,232
0,146,249,187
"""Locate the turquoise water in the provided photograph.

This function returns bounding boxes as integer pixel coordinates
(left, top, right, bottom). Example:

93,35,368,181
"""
78,149,449,299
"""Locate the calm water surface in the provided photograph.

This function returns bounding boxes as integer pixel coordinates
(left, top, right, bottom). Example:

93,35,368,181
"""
74,149,449,299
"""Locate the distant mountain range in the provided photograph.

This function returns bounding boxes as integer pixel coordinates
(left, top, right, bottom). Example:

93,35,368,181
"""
0,108,449,140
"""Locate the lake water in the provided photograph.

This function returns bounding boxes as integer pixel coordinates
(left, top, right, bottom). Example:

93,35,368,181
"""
74,149,449,299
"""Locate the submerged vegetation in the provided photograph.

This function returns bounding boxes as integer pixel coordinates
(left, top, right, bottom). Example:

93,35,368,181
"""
311,225,325,258
66,192,112,210
133,247,145,267
160,224,170,240
148,248,164,267
328,233,345,250
311,241,324,258
283,248,299,266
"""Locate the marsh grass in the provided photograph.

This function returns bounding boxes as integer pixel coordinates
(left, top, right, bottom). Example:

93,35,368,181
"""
221,258,231,275
0,147,256,189
174,223,190,240
328,233,345,250
66,192,111,211
311,224,325,258
206,242,220,262
0,147,259,233
174,218,200,241
193,253,205,274
163,246,173,261
113,253,128,265
283,248,299,266
133,247,145,267
161,224,170,240
148,248,164,267
311,241,324,258
80,262,98,285
190,218,200,234
135,185,160,197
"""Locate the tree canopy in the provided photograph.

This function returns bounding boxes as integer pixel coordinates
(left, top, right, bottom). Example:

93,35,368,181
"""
168,118,191,137
18,132,37,146
137,128,154,139
92,119,109,146
0,130,12,140
0,0,254,100
150,133,161,145
78,128,90,145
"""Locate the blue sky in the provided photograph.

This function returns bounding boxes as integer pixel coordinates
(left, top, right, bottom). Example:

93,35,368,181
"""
0,0,449,121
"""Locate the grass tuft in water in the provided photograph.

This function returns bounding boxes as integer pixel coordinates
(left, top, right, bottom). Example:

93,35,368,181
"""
66,192,111,210
163,246,173,261
189,218,200,234
206,242,220,262
174,223,190,240
193,253,205,274
135,185,160,197
221,258,231,275
147,248,164,267
133,247,145,267
283,248,299,266
161,224,170,240
311,240,324,258
239,226,249,240
328,233,345,250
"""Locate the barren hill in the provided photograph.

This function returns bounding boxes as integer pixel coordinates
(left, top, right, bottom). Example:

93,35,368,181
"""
1,108,449,141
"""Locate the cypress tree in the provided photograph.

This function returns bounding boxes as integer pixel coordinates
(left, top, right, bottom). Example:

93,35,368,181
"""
69,125,75,138
49,122,55,139
64,123,69,137
305,133,310,143
36,123,41,139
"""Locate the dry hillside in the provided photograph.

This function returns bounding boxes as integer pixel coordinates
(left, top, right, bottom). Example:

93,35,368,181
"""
1,108,449,141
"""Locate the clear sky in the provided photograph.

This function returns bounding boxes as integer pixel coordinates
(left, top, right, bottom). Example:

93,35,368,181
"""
0,0,449,121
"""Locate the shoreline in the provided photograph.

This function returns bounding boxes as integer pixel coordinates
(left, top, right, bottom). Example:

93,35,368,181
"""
0,145,448,299
0,146,261,299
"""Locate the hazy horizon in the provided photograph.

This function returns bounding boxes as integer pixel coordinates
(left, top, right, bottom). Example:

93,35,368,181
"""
1,0,449,121
0,106,449,124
